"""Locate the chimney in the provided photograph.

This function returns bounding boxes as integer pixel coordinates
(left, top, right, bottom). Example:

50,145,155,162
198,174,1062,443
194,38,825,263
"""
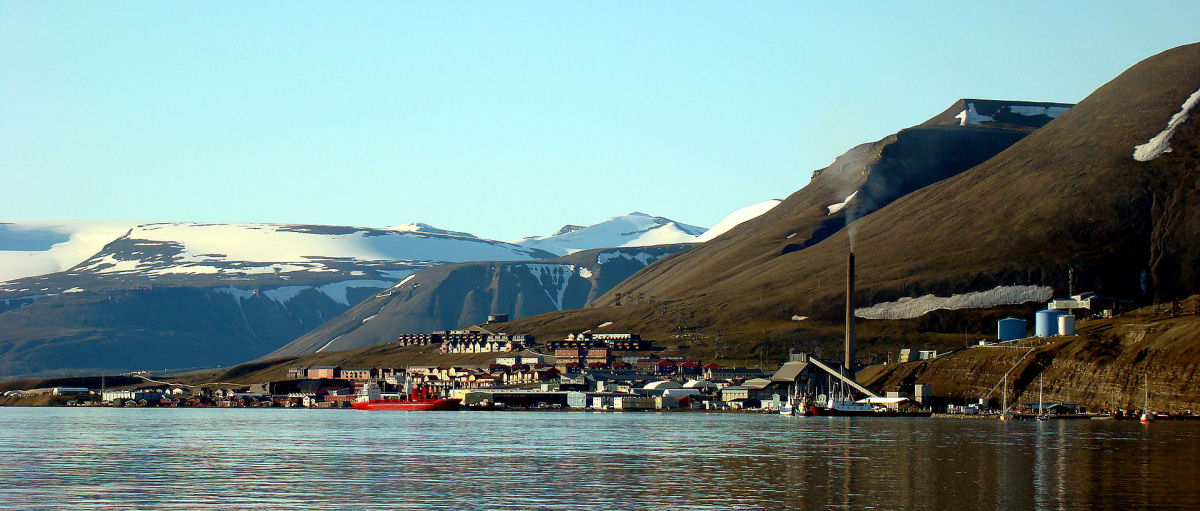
845,251,855,374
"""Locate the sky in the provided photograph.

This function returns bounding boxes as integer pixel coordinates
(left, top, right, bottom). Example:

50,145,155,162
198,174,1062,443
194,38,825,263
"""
3,2,1199,242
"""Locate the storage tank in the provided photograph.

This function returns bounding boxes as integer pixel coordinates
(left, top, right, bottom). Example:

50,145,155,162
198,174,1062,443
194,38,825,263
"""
1058,314,1076,336
1035,309,1065,337
997,317,1027,342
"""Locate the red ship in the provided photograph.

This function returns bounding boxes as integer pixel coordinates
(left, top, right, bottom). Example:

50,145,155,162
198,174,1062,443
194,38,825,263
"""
352,383,461,411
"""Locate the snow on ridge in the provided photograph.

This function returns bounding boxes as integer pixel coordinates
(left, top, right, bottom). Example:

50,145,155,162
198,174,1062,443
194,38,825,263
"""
955,103,994,125
955,101,1069,126
387,223,476,238
696,200,782,243
121,223,540,266
596,250,662,266
855,285,1053,320
388,273,417,289
516,213,705,256
214,279,393,307
826,191,859,215
316,281,391,305
0,220,136,283
1134,86,1200,162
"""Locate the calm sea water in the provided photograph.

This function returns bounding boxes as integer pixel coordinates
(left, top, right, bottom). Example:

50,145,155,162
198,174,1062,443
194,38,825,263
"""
1,408,1198,510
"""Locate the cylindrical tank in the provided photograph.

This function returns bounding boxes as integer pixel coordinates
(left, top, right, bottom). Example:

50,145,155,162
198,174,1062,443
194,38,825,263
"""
1035,309,1065,337
997,317,1026,341
1058,314,1076,336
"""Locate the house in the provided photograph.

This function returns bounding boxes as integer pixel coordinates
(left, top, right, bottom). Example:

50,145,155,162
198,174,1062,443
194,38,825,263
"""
306,366,341,379
704,367,769,381
340,368,374,380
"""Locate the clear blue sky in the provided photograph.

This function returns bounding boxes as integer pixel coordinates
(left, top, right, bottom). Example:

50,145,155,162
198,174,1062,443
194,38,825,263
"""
3,2,1198,241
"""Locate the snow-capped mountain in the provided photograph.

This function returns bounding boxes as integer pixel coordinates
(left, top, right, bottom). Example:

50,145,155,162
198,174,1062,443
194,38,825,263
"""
0,222,556,297
0,220,138,283
514,212,707,256
694,200,783,243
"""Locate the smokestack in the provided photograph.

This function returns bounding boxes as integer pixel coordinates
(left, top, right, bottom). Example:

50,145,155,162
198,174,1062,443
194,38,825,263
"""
845,251,855,374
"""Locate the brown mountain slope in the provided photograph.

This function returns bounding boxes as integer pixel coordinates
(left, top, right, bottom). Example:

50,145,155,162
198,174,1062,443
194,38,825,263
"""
858,300,1200,412
498,43,1200,359
593,107,1058,305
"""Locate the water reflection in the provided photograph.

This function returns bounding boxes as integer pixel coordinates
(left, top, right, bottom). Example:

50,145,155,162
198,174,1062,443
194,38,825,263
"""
0,409,1197,510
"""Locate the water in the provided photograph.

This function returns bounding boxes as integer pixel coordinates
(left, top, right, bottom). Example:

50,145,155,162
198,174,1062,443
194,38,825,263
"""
1,408,1198,510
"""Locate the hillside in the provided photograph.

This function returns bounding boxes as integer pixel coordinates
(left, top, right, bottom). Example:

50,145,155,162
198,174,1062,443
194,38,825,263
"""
859,300,1200,412
496,43,1200,363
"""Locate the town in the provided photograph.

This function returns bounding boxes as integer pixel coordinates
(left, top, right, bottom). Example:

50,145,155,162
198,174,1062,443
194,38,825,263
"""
11,303,1151,419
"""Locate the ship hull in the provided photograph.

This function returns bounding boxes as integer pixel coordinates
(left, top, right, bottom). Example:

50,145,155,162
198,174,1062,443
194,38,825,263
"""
352,398,461,411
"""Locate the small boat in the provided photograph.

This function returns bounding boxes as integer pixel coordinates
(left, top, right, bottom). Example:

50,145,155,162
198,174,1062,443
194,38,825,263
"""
807,399,883,417
1140,374,1153,424
352,382,460,411
1036,375,1049,420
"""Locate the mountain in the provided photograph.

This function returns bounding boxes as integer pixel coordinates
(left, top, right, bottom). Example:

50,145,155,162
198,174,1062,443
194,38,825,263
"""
514,212,706,256
0,222,554,297
592,98,1067,307
0,213,706,378
0,220,137,284
0,221,558,378
266,244,694,357
498,43,1200,366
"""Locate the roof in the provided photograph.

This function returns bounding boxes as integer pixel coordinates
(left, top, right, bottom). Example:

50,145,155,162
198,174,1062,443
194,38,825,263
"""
743,378,773,390
702,363,722,369
770,361,809,383
656,360,677,366
644,380,683,390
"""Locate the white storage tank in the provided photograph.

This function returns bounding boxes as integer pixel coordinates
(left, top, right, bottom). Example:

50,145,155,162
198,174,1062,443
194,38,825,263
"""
1058,314,1076,336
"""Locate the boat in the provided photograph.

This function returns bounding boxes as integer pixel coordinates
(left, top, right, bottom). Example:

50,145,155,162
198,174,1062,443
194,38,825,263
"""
806,399,889,417
1140,375,1153,424
1036,374,1049,420
352,382,461,411
804,395,931,417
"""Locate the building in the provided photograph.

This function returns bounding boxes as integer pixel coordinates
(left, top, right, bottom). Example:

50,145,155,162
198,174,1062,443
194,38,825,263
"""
440,333,529,354
306,366,341,379
340,368,374,380
703,367,770,381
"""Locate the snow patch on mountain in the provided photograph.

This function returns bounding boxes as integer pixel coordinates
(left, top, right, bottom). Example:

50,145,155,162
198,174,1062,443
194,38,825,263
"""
516,213,705,256
522,264,577,309
0,221,136,283
317,280,393,305
1134,86,1200,161
955,101,1070,126
827,191,859,215
215,279,392,307
695,200,782,243
596,250,665,266
855,285,1053,320
387,223,477,239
